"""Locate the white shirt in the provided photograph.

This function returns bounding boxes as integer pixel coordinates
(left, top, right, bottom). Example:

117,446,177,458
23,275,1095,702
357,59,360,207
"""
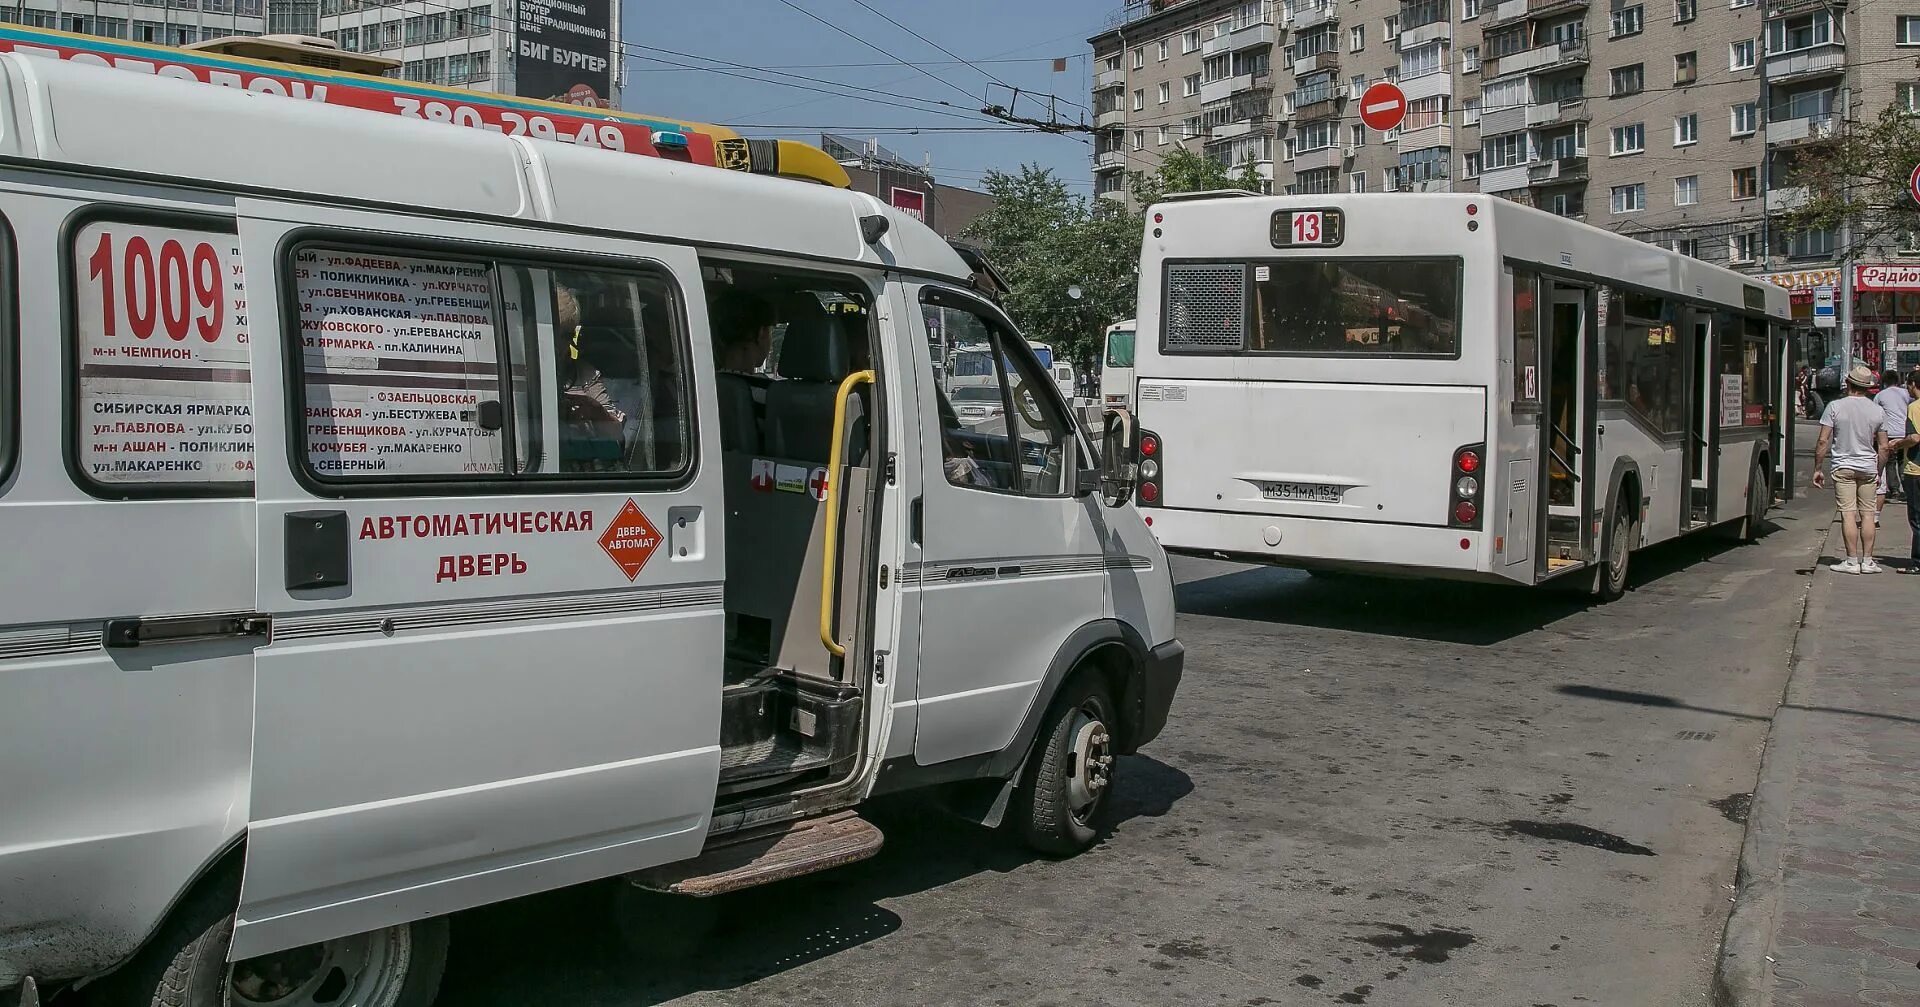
1874,385,1911,438
1819,394,1883,474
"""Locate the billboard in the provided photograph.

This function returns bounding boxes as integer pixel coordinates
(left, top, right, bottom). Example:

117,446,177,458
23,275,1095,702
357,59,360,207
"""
890,186,927,222
515,0,614,108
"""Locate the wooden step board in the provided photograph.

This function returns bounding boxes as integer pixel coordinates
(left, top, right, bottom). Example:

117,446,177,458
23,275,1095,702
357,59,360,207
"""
1547,557,1583,572
630,811,883,897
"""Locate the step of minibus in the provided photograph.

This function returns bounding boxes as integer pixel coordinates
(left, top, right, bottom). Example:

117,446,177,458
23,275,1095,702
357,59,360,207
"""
629,810,883,897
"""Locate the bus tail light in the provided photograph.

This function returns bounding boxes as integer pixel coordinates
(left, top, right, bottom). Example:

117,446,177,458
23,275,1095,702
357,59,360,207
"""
1137,429,1163,507
1450,443,1485,530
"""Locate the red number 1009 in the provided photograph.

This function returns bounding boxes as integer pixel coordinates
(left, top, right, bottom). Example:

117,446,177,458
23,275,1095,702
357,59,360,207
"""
86,231,224,342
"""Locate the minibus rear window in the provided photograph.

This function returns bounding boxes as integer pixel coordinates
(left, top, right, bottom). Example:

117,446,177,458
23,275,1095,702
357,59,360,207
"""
1162,258,1462,358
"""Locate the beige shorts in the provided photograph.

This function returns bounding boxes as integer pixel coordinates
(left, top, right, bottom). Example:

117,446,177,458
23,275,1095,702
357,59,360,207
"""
1833,468,1877,514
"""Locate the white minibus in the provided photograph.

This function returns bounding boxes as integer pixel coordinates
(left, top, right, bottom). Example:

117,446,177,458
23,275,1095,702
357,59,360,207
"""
1099,319,1137,411
0,35,1181,1007
1128,192,1793,598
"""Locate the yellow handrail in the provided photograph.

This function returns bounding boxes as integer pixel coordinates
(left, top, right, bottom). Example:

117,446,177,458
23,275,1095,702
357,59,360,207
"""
819,369,876,658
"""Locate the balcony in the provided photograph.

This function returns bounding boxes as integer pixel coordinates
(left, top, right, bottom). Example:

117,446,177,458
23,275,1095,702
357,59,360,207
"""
1765,185,1810,213
1293,90,1343,120
1293,144,1347,171
1097,188,1128,202
1208,115,1271,141
1768,111,1838,145
1526,97,1589,127
1094,149,1126,171
1400,19,1450,48
1400,68,1452,102
1482,0,1529,27
1205,20,1278,55
1765,45,1844,82
1292,52,1340,77
1095,108,1128,128
1393,176,1454,192
1526,0,1588,16
1200,73,1249,104
1292,0,1339,29
1095,66,1125,90
1478,103,1529,136
1528,155,1588,185
1397,122,1452,150
1480,162,1532,193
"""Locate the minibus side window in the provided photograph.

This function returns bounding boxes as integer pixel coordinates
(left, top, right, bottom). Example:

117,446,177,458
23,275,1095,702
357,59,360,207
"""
0,216,13,489
922,294,1072,497
67,215,252,496
289,243,689,484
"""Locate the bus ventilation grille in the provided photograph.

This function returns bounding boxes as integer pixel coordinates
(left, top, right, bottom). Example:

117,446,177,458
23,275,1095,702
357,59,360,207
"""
1165,264,1246,351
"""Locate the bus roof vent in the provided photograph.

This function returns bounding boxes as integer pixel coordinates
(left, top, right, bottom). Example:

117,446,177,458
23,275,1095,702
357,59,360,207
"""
1165,264,1247,351
1160,189,1261,203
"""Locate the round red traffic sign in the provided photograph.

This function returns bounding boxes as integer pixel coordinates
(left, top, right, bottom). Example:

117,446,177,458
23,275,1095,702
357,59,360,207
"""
1909,163,1920,207
1358,81,1408,132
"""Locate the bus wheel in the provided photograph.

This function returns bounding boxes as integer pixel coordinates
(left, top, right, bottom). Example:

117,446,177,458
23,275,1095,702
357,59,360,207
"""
1739,461,1769,542
1597,494,1635,602
1017,674,1118,857
96,879,447,1007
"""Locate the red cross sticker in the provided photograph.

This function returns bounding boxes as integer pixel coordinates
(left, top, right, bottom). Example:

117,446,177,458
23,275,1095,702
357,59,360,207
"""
808,466,830,502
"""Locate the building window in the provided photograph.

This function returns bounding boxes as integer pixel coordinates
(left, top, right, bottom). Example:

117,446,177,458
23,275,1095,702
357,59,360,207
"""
1350,171,1368,192
1675,175,1700,205
1766,13,1833,55
1284,137,1296,161
1184,115,1204,138
1294,24,1339,59
1384,15,1398,41
1351,123,1366,146
1158,40,1170,60
1675,112,1698,145
1462,0,1479,18
1463,151,1481,178
1731,232,1759,262
1900,83,1920,114
1611,183,1647,213
1732,166,1759,199
1132,47,1144,69
1898,230,1920,255
1133,130,1145,150
1296,120,1341,151
1731,102,1759,135
1611,122,1646,155
1484,133,1529,168
1353,74,1367,94
1675,51,1697,85
1730,0,1753,6
1462,96,1481,124
1730,40,1756,71
1673,237,1701,257
1610,64,1645,96
1183,29,1201,52
1158,125,1171,144
1185,73,1202,96
1159,82,1171,103
1462,45,1479,72
1609,5,1643,37
1900,16,1920,45
1133,88,1144,111
1351,25,1366,51
1405,96,1449,129
1674,0,1696,23
1549,192,1585,217
1776,228,1836,260
1401,41,1444,79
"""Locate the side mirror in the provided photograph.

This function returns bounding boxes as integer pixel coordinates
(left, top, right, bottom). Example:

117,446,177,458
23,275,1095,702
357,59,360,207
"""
1099,408,1138,507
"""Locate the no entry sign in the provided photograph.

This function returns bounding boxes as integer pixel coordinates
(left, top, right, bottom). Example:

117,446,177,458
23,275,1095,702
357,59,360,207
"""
1359,82,1408,132
1909,163,1920,207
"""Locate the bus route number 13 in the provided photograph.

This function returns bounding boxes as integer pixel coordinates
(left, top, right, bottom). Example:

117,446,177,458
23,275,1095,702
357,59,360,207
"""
1292,212,1323,245
1272,208,1344,249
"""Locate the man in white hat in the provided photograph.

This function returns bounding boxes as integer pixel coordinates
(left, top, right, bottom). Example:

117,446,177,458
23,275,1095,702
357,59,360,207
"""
1812,364,1891,573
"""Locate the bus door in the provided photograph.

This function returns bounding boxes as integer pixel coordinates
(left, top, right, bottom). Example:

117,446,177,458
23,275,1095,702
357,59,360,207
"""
1541,283,1594,567
1686,311,1713,527
231,202,724,960
1776,324,1795,498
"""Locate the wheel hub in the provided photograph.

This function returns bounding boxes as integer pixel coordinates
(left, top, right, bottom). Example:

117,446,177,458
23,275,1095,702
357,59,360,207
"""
1065,711,1113,821
228,928,405,1007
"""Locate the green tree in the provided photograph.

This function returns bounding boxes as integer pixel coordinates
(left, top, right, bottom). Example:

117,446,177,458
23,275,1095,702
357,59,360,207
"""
1127,145,1265,207
1779,106,1920,254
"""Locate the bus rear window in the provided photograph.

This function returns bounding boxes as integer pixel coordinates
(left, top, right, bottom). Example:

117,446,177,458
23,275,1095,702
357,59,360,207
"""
1249,259,1461,357
1105,328,1135,368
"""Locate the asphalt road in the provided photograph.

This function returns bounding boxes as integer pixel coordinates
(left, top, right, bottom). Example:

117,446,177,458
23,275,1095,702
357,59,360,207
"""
437,488,1826,1007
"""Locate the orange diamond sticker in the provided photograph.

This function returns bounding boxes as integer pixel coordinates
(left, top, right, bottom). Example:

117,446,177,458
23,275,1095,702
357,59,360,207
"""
598,499,663,582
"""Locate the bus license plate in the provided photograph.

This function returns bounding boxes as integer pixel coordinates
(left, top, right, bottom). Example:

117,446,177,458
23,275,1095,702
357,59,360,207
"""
1262,481,1345,503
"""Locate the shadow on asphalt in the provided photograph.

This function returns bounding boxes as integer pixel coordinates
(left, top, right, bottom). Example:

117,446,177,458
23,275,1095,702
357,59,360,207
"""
434,755,1193,1006
1558,683,1920,728
1174,521,1765,647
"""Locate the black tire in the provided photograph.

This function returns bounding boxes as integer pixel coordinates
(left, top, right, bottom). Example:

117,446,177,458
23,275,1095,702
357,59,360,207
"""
1596,491,1635,602
1738,461,1769,542
94,878,448,1007
1016,673,1118,857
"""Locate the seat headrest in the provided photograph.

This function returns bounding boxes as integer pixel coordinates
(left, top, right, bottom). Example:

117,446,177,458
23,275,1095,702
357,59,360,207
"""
777,308,850,383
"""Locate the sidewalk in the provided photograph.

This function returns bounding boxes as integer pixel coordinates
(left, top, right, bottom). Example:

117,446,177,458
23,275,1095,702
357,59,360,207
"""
1717,498,1920,1006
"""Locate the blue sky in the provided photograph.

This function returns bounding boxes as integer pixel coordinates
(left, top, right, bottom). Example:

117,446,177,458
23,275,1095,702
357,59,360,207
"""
621,0,1111,194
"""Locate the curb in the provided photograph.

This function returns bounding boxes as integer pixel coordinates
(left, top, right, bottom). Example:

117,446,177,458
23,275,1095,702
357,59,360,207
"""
1710,516,1830,1007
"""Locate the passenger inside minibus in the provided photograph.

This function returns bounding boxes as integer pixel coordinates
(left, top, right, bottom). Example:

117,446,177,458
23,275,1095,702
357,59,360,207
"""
703,264,878,798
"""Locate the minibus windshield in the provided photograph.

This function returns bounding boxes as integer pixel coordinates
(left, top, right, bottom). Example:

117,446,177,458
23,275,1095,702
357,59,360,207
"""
1244,258,1462,357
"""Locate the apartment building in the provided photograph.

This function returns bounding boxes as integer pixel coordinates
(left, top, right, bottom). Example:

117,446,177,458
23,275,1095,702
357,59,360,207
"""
1091,0,1920,363
0,0,622,107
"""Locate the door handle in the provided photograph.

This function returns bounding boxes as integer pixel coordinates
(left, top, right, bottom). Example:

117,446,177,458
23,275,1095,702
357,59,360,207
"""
106,613,271,649
910,496,924,544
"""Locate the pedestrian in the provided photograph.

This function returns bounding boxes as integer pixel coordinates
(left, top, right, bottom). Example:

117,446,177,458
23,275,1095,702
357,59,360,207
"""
1812,364,1892,574
1888,370,1920,572
1874,368,1911,512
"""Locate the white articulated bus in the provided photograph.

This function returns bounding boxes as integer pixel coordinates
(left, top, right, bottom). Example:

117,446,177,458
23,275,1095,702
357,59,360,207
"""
0,34,1180,1007
1127,193,1793,598
1099,319,1137,411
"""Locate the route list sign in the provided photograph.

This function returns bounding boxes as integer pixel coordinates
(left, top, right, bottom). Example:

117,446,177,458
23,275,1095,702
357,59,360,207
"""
294,249,505,476
74,221,254,486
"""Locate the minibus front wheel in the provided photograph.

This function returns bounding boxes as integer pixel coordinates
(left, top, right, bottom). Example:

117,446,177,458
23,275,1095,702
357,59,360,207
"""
1017,673,1118,857
97,875,447,1007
